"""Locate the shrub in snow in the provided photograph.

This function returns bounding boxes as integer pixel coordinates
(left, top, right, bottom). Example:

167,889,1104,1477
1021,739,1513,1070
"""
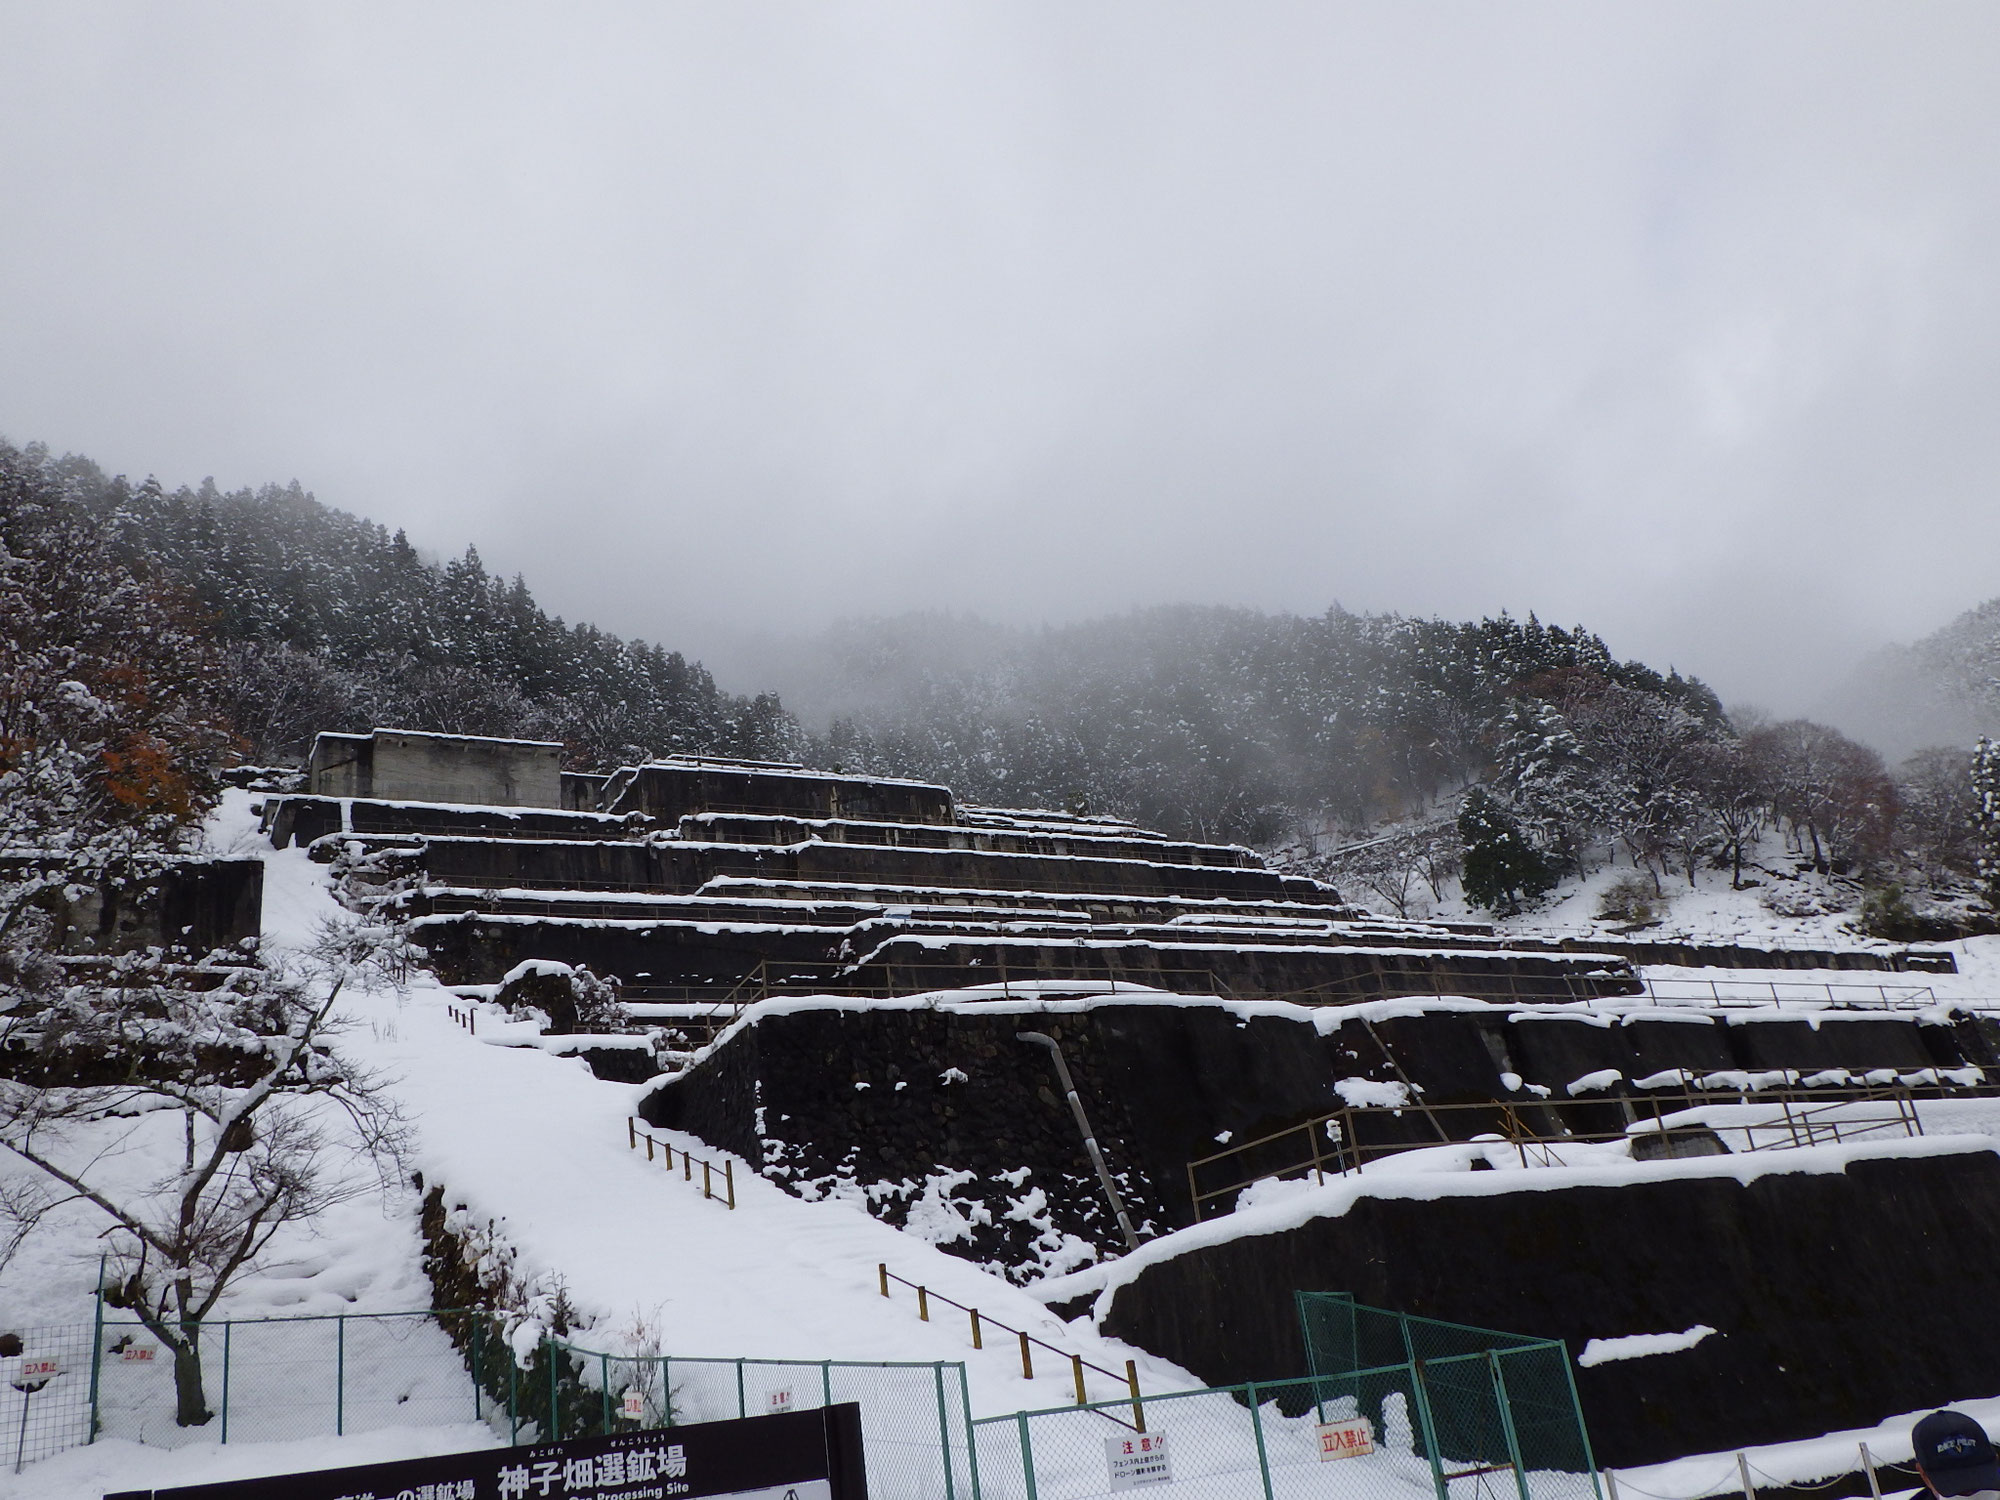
495,960,625,1035
1457,788,1557,913
1596,872,1665,927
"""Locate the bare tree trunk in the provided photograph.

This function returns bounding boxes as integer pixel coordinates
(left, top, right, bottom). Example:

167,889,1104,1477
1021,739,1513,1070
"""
170,1336,212,1426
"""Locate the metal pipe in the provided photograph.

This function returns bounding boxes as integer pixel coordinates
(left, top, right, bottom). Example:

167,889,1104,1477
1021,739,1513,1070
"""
1017,1032,1140,1251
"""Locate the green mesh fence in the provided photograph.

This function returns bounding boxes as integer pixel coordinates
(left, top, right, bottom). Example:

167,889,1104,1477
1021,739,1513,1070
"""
1297,1292,1601,1500
60,1307,973,1500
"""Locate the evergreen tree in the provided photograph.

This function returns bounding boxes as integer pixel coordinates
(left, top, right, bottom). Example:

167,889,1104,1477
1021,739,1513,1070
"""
1456,787,1558,912
1974,736,2000,908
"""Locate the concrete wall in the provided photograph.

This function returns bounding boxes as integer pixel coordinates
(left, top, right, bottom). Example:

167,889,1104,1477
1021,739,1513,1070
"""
604,763,955,825
306,729,562,806
371,730,561,807
1096,1146,2000,1466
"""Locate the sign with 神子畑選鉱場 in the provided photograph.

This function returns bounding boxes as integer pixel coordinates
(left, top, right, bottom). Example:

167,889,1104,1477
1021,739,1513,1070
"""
101,1401,866,1500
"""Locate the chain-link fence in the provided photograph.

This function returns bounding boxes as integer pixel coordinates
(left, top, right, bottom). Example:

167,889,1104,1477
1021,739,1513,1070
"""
1298,1292,1600,1500
975,1366,1599,1500
16,1305,976,1498
1,1322,98,1471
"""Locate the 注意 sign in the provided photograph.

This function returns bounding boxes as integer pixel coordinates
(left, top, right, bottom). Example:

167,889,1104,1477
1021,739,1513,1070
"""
1105,1430,1171,1488
103,1402,866,1500
1317,1416,1376,1461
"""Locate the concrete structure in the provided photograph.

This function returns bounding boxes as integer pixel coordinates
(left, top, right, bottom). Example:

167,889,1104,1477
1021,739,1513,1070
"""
601,757,954,825
307,728,562,808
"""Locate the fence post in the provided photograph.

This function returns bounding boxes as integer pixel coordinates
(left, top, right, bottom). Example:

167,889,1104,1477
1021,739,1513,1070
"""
336,1315,346,1436
736,1359,746,1419
1244,1382,1276,1500
1016,1411,1038,1500
821,1361,832,1408
471,1317,483,1423
627,1117,636,1150
1126,1360,1145,1434
508,1340,519,1444
1605,1472,1620,1500
1859,1442,1883,1499
725,1160,735,1208
1487,1351,1531,1500
1071,1354,1086,1406
1019,1331,1034,1380
220,1321,231,1445
547,1337,560,1442
878,1263,889,1298
87,1258,105,1443
1406,1358,1448,1500
601,1353,611,1434
959,1365,982,1500
1737,1452,1756,1498
969,1309,983,1349
917,1286,929,1322
932,1364,956,1500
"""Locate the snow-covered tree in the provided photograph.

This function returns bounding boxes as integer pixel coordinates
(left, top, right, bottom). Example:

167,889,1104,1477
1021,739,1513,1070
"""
0,922,409,1426
1974,736,2000,907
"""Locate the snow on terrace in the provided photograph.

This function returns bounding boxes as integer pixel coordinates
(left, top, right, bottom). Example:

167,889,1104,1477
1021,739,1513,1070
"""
235,791,1211,1422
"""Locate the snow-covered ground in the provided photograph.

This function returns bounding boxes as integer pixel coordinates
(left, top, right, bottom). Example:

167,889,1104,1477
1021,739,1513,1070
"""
7,792,2000,1498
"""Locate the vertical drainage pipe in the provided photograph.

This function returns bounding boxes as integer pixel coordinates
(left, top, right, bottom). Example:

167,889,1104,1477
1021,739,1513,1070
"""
1017,1032,1140,1251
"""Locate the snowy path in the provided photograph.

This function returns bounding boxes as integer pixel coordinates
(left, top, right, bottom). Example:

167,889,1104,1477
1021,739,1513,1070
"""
241,791,1205,1421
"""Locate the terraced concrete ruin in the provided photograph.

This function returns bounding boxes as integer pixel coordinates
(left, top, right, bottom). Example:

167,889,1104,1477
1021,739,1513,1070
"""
268,732,2000,1471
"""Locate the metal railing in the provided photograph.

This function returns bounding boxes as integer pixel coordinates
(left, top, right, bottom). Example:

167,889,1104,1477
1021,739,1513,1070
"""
1186,1079,1988,1219
626,1119,737,1208
876,1265,1144,1430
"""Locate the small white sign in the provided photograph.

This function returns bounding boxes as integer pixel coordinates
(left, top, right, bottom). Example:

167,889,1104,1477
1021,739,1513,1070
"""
1318,1416,1376,1461
1106,1431,1171,1489
119,1345,156,1363
17,1359,60,1380
621,1388,645,1420
766,1388,794,1414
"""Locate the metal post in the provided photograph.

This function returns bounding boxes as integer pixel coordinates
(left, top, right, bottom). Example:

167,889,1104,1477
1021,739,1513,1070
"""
960,1365,982,1500
471,1317,483,1422
736,1359,746,1419
1245,1382,1276,1500
917,1286,929,1321
508,1341,519,1444
1017,1411,1039,1500
1016,1032,1139,1249
336,1315,346,1436
1737,1452,1756,1498
1019,1331,1033,1380
969,1309,983,1349
601,1354,611,1434
1071,1354,1086,1406
547,1337,560,1441
932,1364,956,1500
1605,1472,1620,1500
1126,1360,1144,1434
220,1321,231,1445
1488,1351,1532,1500
88,1256,105,1443
1859,1442,1883,1499
821,1361,832,1407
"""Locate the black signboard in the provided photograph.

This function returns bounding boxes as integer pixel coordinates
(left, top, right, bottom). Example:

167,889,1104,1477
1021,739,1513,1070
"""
104,1402,866,1500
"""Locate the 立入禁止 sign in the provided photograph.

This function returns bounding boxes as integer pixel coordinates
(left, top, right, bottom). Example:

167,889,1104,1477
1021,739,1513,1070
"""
1317,1416,1376,1461
102,1401,866,1500
1106,1430,1171,1489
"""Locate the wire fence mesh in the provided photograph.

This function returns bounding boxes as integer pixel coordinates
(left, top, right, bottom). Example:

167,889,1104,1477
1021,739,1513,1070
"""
1,1322,97,1471
16,1304,977,1498
1298,1292,1600,1500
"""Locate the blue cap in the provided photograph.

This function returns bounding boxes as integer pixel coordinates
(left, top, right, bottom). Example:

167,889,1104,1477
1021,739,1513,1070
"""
1914,1411,2000,1496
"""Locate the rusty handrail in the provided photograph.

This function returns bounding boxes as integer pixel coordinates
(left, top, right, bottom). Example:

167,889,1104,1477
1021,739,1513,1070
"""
625,1118,736,1208
875,1263,1144,1430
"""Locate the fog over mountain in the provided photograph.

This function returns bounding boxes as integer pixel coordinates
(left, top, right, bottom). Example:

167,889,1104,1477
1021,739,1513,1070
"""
4,4,2000,719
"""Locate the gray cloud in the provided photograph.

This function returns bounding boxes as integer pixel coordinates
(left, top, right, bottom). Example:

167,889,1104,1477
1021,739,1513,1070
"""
4,2,1997,716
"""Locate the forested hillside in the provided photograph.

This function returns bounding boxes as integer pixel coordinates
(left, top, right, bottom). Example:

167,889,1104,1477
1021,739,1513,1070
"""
5,436,1994,928
1,442,795,769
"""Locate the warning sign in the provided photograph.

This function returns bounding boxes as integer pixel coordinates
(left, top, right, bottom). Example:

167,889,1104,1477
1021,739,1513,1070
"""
1317,1416,1376,1461
1105,1431,1171,1488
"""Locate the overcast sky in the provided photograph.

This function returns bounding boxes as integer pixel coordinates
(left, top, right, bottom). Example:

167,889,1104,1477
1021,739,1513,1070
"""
3,3,1996,713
